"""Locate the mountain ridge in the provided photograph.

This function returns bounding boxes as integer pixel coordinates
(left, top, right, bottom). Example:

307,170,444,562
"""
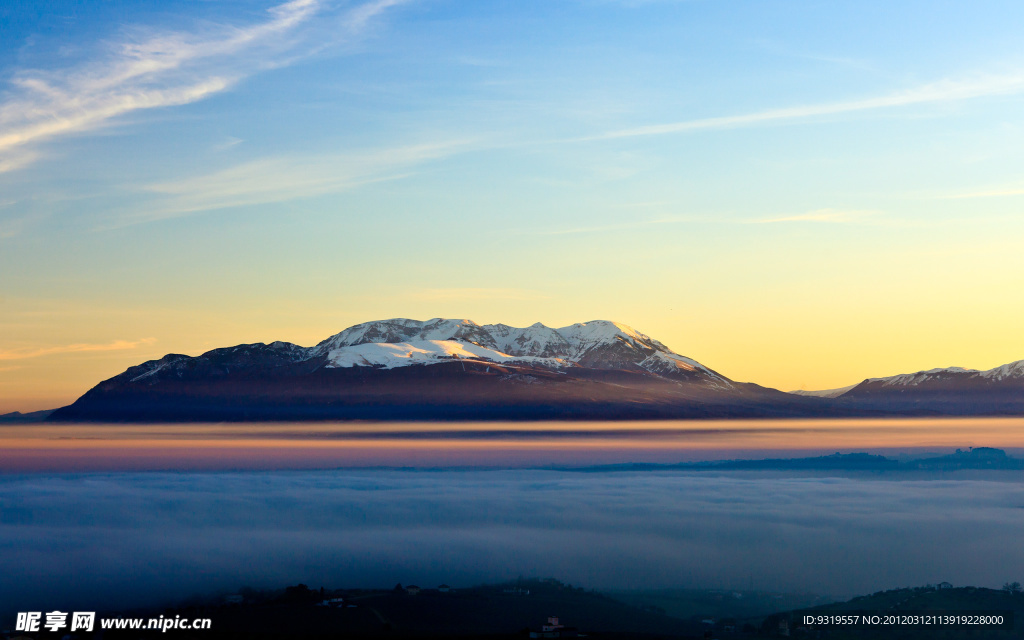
45,318,1024,422
797,360,1024,396
792,359,1024,415
49,317,828,422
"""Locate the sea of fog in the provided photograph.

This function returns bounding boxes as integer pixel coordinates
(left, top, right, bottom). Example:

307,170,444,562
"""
3,418,1024,619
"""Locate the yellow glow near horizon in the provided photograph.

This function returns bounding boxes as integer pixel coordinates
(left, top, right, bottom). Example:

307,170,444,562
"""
4,194,1024,413
3,279,1024,413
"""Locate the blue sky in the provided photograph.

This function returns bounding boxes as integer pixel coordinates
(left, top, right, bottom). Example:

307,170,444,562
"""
3,0,1024,410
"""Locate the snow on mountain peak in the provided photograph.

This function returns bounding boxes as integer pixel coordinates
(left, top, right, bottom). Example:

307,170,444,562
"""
850,359,1024,389
790,359,1024,398
311,318,496,357
483,322,571,359
310,317,727,384
323,339,563,370
980,360,1024,381
866,366,976,388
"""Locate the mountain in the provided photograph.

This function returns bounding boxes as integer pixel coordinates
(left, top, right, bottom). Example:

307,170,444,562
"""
579,447,1024,473
788,384,858,399
306,318,728,381
794,360,1024,414
50,318,831,422
47,318,1024,422
0,409,55,423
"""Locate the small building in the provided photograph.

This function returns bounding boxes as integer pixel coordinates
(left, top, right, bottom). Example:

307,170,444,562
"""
317,597,345,607
937,581,953,590
405,585,421,596
224,595,244,604
438,584,451,593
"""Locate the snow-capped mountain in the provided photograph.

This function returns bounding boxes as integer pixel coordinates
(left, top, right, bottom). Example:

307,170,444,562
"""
864,366,977,388
980,360,1024,381
49,317,1024,423
790,359,1024,415
52,318,825,422
101,318,726,388
308,318,727,384
793,360,1024,398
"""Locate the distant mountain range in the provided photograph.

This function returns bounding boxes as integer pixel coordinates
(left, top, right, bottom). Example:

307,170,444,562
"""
794,360,1024,414
0,409,56,423
47,318,1024,422
580,447,1024,473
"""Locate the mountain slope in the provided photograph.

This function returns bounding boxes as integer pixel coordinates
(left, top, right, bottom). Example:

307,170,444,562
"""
795,360,1024,414
49,318,828,422
49,318,1024,422
310,318,730,385
788,384,858,399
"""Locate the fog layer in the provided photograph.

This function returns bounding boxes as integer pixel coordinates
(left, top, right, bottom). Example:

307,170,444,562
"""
2,470,1024,616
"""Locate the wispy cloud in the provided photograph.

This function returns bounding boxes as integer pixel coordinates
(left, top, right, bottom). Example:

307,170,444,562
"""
0,150,40,174
940,186,1024,200
584,74,1024,141
747,37,878,73
754,209,883,224
411,288,552,301
115,139,470,225
516,209,889,236
524,215,694,236
0,338,156,361
212,136,245,152
0,207,52,240
0,0,409,173
344,0,414,31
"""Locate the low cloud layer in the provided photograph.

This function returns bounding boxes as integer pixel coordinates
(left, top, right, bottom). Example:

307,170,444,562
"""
2,470,1024,617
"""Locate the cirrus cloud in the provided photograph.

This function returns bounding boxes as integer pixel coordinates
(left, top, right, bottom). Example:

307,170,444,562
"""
0,337,157,361
0,0,411,173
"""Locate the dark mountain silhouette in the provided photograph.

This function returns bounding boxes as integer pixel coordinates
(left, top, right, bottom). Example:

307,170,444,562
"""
50,318,840,422
797,361,1024,415
46,318,1024,422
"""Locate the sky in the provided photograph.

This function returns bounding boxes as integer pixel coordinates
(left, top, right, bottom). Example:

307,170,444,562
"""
3,0,1024,412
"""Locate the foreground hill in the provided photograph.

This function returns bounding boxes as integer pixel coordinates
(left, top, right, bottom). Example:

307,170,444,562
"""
87,578,1024,639
51,318,834,422
96,579,708,639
